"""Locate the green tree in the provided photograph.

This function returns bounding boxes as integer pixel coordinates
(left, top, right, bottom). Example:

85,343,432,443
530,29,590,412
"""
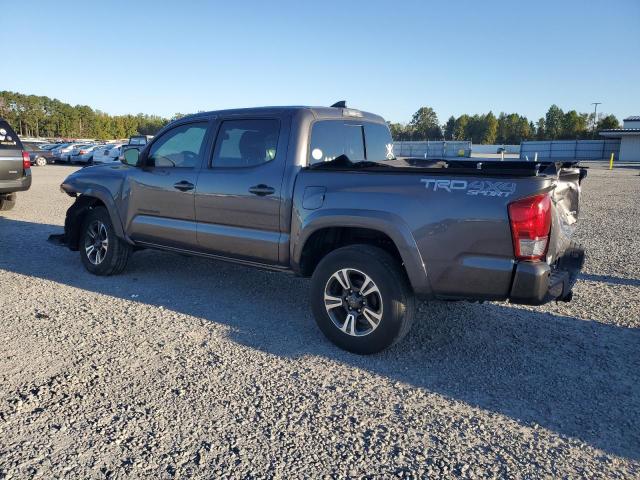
561,110,588,139
597,114,620,130
545,104,564,139
388,122,409,140
409,107,442,140
453,114,469,140
483,112,498,144
536,118,545,140
444,116,456,140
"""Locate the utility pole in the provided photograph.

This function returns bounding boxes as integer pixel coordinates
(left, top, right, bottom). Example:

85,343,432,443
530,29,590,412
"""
591,102,601,139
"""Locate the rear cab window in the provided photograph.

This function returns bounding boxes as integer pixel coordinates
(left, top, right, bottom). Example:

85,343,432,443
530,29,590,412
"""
0,121,23,150
308,120,394,165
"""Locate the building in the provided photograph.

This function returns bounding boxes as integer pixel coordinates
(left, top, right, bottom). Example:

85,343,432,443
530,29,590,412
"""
599,116,640,162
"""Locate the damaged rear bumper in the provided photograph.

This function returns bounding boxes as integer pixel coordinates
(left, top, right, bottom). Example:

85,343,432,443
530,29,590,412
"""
509,242,585,305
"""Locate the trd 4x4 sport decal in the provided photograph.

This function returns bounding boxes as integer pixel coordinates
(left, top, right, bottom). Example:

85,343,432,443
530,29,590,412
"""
420,179,516,198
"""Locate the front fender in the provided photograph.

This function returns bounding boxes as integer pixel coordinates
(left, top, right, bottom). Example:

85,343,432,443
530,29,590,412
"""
292,208,432,296
61,181,126,242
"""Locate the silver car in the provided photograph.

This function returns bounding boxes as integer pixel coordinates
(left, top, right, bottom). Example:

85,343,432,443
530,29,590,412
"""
52,143,85,163
69,144,98,164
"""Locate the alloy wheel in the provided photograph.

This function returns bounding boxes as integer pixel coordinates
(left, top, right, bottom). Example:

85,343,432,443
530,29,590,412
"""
84,220,109,265
324,268,383,337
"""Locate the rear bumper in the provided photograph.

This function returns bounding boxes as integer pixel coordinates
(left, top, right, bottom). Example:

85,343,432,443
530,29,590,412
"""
0,173,32,194
509,242,585,305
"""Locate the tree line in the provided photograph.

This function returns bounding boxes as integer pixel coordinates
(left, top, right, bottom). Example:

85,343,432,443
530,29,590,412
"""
0,90,174,139
389,105,621,144
0,90,622,144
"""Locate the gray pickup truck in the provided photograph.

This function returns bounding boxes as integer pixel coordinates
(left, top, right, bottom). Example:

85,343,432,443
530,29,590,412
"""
0,118,32,211
58,105,586,353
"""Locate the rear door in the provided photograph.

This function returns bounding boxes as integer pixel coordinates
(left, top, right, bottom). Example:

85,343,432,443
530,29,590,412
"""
194,115,290,264
0,120,24,180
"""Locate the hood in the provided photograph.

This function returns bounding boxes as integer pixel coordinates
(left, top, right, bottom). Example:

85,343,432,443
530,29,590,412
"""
61,163,130,198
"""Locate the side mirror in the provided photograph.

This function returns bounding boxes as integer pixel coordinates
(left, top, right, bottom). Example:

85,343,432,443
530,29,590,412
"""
122,148,140,166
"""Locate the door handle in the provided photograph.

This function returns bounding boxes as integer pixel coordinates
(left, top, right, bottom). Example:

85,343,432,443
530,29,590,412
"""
173,181,195,192
248,184,275,196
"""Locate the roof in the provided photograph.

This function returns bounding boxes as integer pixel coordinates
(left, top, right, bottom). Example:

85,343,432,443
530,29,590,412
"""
179,106,385,124
624,116,640,121
599,128,640,137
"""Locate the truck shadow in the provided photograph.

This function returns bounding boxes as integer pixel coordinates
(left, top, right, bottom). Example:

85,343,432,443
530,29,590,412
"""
1,216,639,460
580,272,640,287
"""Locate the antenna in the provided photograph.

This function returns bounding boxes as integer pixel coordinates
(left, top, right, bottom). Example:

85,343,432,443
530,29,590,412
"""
330,101,347,108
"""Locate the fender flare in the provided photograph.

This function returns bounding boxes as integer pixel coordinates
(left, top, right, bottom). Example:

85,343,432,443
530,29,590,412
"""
292,209,432,296
62,184,127,248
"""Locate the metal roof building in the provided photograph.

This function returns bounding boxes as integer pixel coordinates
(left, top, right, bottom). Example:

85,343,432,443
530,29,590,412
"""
600,116,640,162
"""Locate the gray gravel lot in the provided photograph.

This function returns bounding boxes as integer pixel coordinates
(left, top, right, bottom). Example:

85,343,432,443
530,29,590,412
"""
1,164,639,478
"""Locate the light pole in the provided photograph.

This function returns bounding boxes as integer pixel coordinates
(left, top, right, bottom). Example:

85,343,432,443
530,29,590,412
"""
591,102,601,138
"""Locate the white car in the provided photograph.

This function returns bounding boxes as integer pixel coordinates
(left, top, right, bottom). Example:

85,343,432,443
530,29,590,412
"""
92,144,123,164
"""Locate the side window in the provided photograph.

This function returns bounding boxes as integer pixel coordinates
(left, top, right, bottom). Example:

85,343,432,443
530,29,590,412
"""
147,122,207,168
211,119,280,168
309,121,365,164
364,123,396,161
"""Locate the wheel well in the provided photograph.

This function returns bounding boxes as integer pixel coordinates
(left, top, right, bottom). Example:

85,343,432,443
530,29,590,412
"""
65,196,107,250
299,227,403,277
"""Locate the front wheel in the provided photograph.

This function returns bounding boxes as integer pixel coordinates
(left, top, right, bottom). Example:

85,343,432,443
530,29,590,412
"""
310,245,415,354
35,156,47,166
79,207,131,275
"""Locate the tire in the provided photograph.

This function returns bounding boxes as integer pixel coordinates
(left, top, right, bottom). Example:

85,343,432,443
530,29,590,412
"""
79,207,131,275
35,156,47,166
0,193,16,211
310,244,415,354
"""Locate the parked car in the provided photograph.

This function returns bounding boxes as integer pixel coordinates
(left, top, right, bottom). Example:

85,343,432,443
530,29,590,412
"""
70,144,99,164
119,135,153,162
0,118,31,211
92,144,123,164
58,104,586,354
52,143,84,163
23,142,55,166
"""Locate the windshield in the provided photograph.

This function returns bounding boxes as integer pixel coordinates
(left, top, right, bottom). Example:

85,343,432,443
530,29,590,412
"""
308,120,395,166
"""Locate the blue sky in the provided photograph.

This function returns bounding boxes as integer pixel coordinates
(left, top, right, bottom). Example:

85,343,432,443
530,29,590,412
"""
3,0,639,123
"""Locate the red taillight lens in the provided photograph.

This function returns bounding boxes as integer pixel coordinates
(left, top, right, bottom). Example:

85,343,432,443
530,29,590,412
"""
22,151,31,170
79,150,87,154
508,193,551,260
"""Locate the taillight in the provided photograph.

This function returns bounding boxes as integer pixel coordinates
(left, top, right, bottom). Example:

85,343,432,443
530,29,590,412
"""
22,151,31,170
508,193,551,261
79,150,87,154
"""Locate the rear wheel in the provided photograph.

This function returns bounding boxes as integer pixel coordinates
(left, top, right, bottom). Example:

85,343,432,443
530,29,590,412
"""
0,194,16,211
35,156,47,166
310,245,415,354
79,207,131,275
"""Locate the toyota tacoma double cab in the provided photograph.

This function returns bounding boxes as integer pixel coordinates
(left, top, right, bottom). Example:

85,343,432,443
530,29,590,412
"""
0,118,31,211
58,104,586,354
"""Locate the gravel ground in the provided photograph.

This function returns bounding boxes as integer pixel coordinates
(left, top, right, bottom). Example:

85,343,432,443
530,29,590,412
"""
0,164,639,479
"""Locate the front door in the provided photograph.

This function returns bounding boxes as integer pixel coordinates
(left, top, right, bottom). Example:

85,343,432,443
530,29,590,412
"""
125,120,210,250
194,116,289,264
